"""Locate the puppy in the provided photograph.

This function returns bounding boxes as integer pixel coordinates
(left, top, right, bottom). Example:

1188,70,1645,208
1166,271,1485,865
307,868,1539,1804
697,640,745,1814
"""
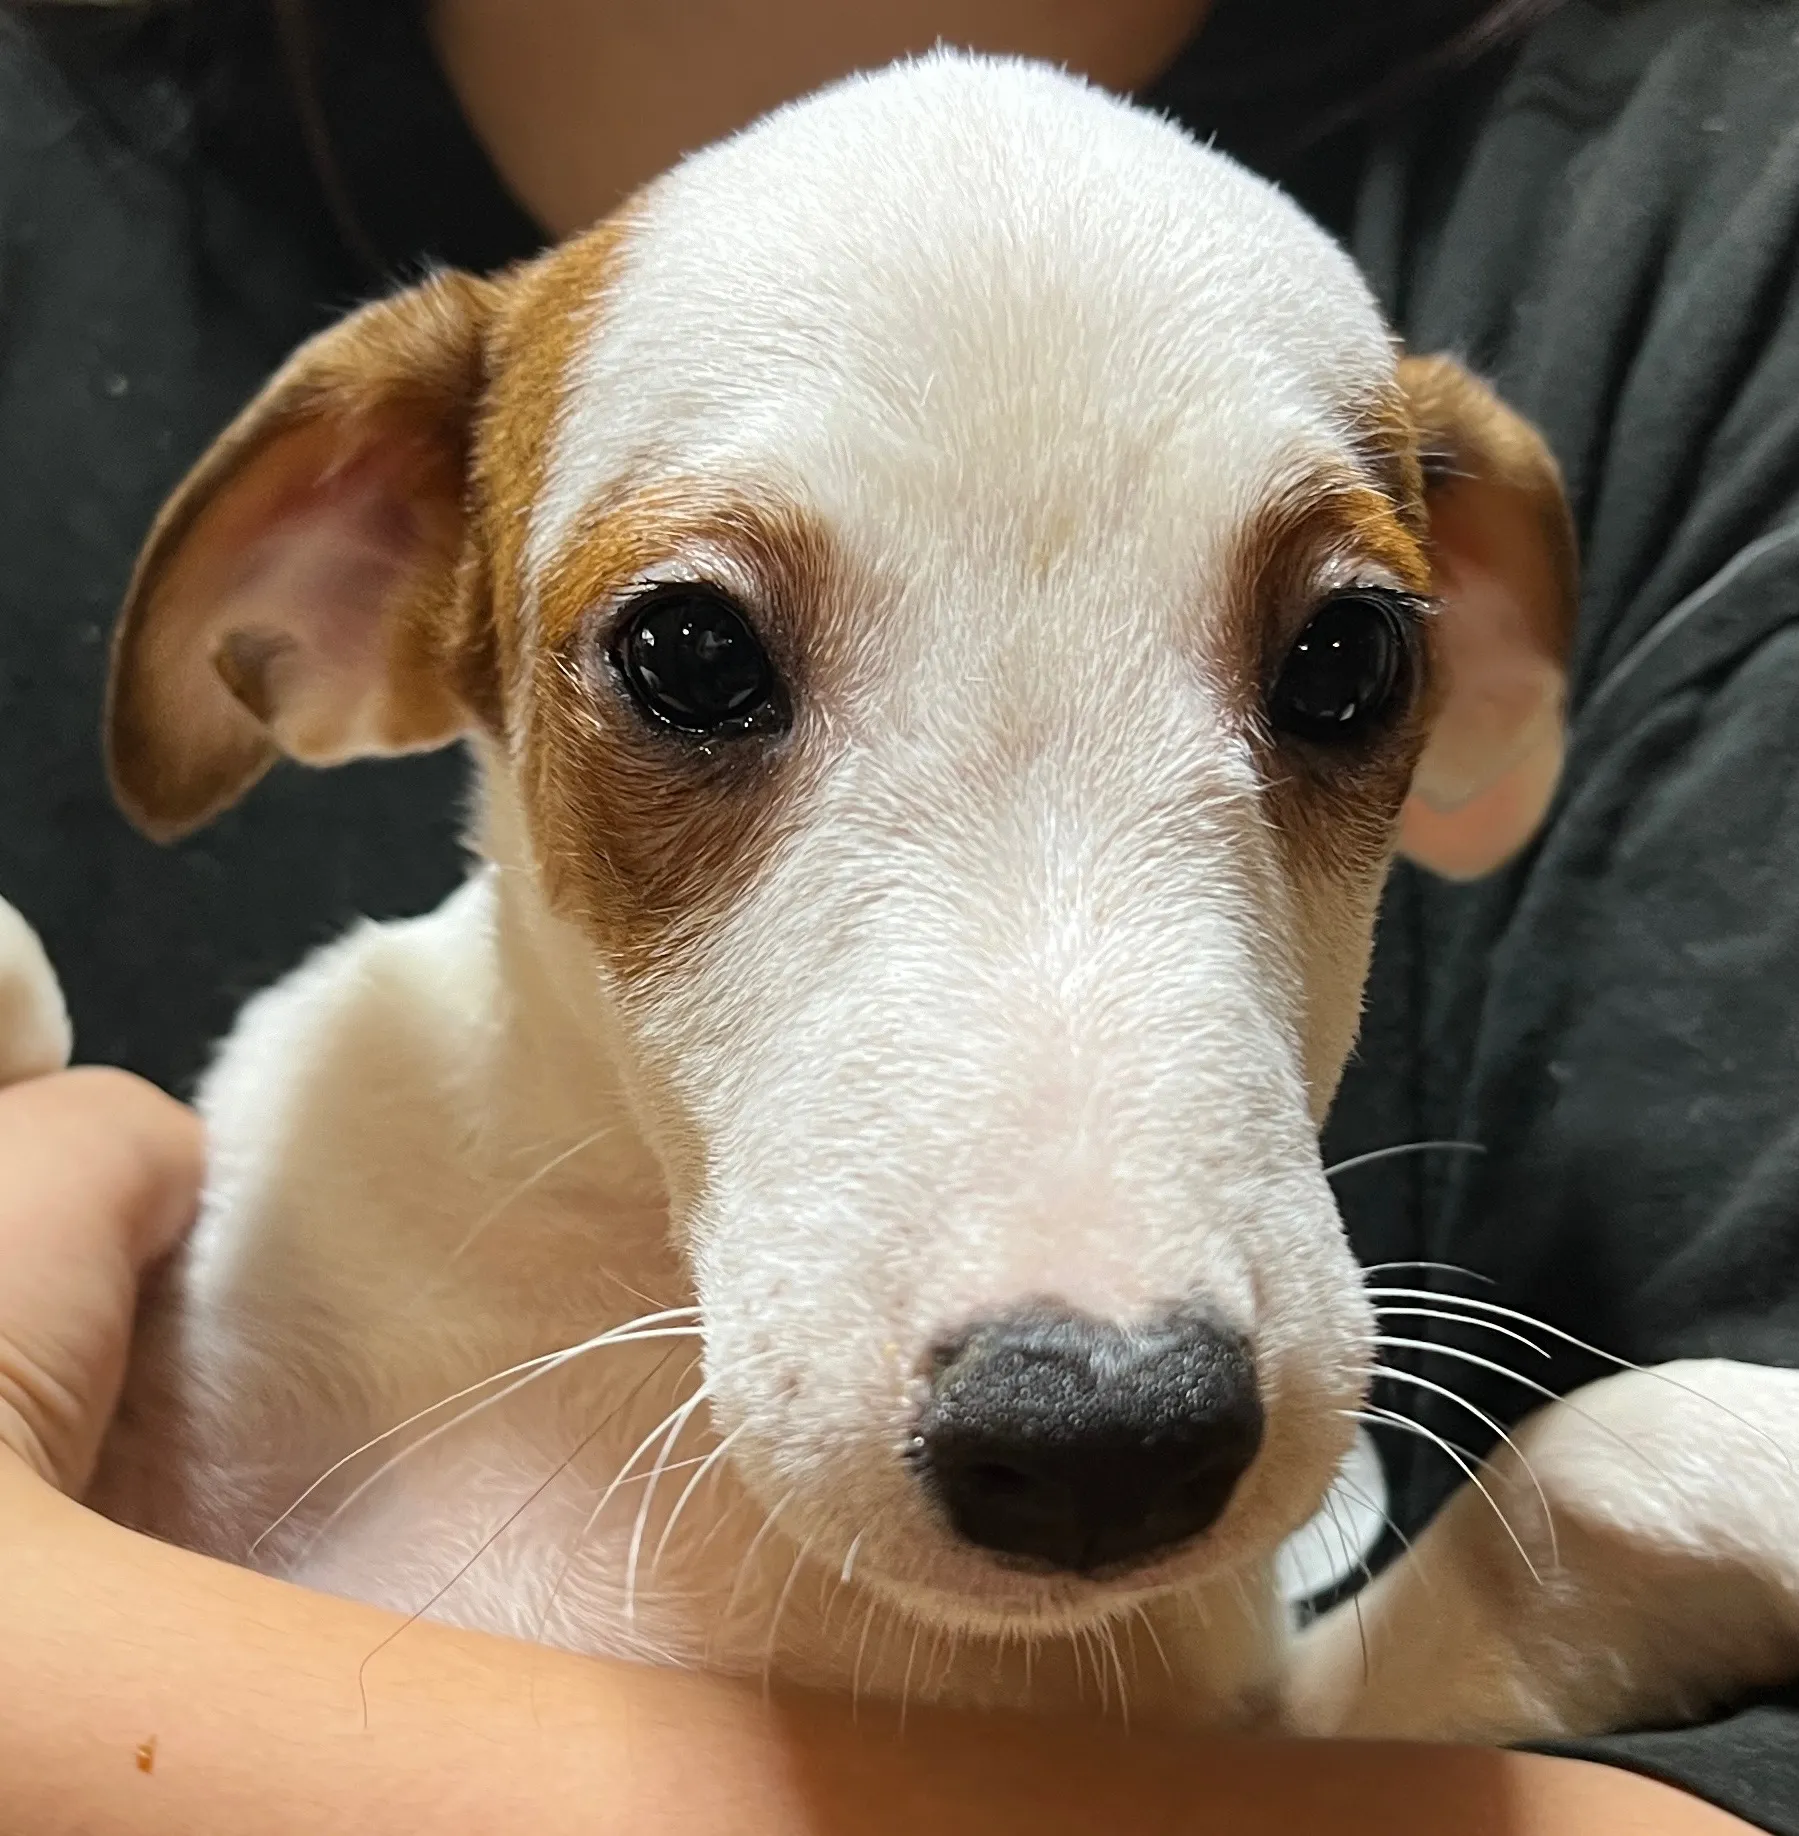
24,53,1793,1738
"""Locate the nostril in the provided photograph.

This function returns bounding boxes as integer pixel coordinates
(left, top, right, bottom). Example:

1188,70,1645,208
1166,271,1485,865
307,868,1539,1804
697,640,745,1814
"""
912,1304,1262,1575
966,1459,1035,1499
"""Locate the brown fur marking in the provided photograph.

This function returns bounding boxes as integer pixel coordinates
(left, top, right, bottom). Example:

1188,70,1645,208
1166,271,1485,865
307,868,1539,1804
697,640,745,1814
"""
521,485,852,979
1225,466,1436,893
1217,449,1438,1109
1395,353,1577,681
464,211,644,741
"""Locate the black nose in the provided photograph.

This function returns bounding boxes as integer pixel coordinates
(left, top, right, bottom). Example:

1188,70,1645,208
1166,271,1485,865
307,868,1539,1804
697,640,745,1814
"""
910,1307,1263,1575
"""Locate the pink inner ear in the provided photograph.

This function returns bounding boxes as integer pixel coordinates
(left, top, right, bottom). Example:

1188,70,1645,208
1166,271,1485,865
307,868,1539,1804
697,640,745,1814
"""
201,434,449,762
110,273,490,838
1401,733,1563,882
1397,512,1569,881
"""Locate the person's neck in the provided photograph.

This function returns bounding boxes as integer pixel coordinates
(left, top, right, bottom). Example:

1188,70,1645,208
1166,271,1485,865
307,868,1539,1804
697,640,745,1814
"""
427,0,1212,238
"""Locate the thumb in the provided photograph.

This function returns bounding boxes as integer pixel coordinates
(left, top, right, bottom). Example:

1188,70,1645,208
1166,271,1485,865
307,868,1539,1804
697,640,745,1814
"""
0,1068,203,1491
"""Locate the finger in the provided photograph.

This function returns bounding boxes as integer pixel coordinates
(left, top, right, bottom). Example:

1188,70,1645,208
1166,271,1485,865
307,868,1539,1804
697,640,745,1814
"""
0,1069,202,1489
0,1067,202,1274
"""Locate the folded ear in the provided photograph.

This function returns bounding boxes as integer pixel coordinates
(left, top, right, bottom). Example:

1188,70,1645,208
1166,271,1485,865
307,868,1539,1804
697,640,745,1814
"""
106,270,499,841
1395,355,1577,881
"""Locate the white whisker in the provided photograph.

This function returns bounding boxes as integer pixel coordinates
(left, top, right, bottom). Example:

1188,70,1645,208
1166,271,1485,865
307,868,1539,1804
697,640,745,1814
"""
1350,1403,1544,1584
932,1624,957,1703
1333,1470,1415,1562
584,1357,719,1544
1064,1621,1085,1705
485,1346,687,1656
1325,1140,1485,1180
1329,1466,1442,1612
253,1309,703,1561
1132,1603,1175,1686
1072,1630,1101,1711
1102,1616,1131,1729
818,1525,866,1637
445,1124,615,1264
898,1620,924,1733
652,1421,746,1570
529,1346,696,1649
851,1592,883,1715
1374,1333,1558,1399
1369,1357,1559,1567
1373,1325,1690,1488
1318,1494,1370,1683
762,1538,814,1691
1313,1491,1368,1588
1365,1288,1796,1471
1374,1305,1549,1360
687,1473,760,1571
1361,1261,1494,1287
624,1383,715,1625
721,1485,797,1634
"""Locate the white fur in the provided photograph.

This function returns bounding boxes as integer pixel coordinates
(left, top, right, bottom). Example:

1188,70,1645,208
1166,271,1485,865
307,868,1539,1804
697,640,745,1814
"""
52,55,1799,1737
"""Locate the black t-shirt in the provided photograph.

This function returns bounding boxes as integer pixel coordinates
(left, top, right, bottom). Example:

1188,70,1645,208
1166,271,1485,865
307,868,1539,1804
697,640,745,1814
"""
2,1,1796,1826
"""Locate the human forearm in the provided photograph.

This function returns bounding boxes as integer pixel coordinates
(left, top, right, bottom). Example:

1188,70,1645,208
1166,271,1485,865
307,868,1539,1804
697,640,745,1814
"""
0,1460,1756,1836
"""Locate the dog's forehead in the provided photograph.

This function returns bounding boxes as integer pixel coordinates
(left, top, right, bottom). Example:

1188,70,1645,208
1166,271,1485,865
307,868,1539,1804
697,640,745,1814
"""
524,58,1396,594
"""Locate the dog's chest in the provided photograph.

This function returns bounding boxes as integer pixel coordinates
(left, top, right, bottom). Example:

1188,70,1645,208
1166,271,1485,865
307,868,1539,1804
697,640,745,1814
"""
272,1368,791,1672
229,1356,1271,1725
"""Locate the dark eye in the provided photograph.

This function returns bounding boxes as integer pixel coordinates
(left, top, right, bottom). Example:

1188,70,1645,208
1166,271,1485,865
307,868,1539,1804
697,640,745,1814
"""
1268,591,1416,745
613,587,781,736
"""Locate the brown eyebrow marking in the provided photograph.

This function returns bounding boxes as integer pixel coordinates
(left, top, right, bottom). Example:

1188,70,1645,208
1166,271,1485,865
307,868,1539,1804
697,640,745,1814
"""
531,483,843,662
520,483,857,985
1219,438,1440,918
1216,458,1433,721
1345,380,1432,515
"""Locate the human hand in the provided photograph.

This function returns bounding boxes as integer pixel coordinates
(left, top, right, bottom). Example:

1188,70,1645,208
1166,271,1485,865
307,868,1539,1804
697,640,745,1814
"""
0,1068,201,1493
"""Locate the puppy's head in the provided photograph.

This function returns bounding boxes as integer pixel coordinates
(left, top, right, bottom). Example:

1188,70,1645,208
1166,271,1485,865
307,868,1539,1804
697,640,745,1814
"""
109,58,1572,1632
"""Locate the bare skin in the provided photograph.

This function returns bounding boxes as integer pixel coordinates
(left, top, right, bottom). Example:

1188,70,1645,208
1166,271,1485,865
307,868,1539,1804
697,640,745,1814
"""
427,0,1216,234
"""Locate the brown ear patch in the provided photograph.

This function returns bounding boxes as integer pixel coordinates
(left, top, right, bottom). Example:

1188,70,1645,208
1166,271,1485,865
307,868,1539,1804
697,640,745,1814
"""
1396,353,1575,705
107,271,498,840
